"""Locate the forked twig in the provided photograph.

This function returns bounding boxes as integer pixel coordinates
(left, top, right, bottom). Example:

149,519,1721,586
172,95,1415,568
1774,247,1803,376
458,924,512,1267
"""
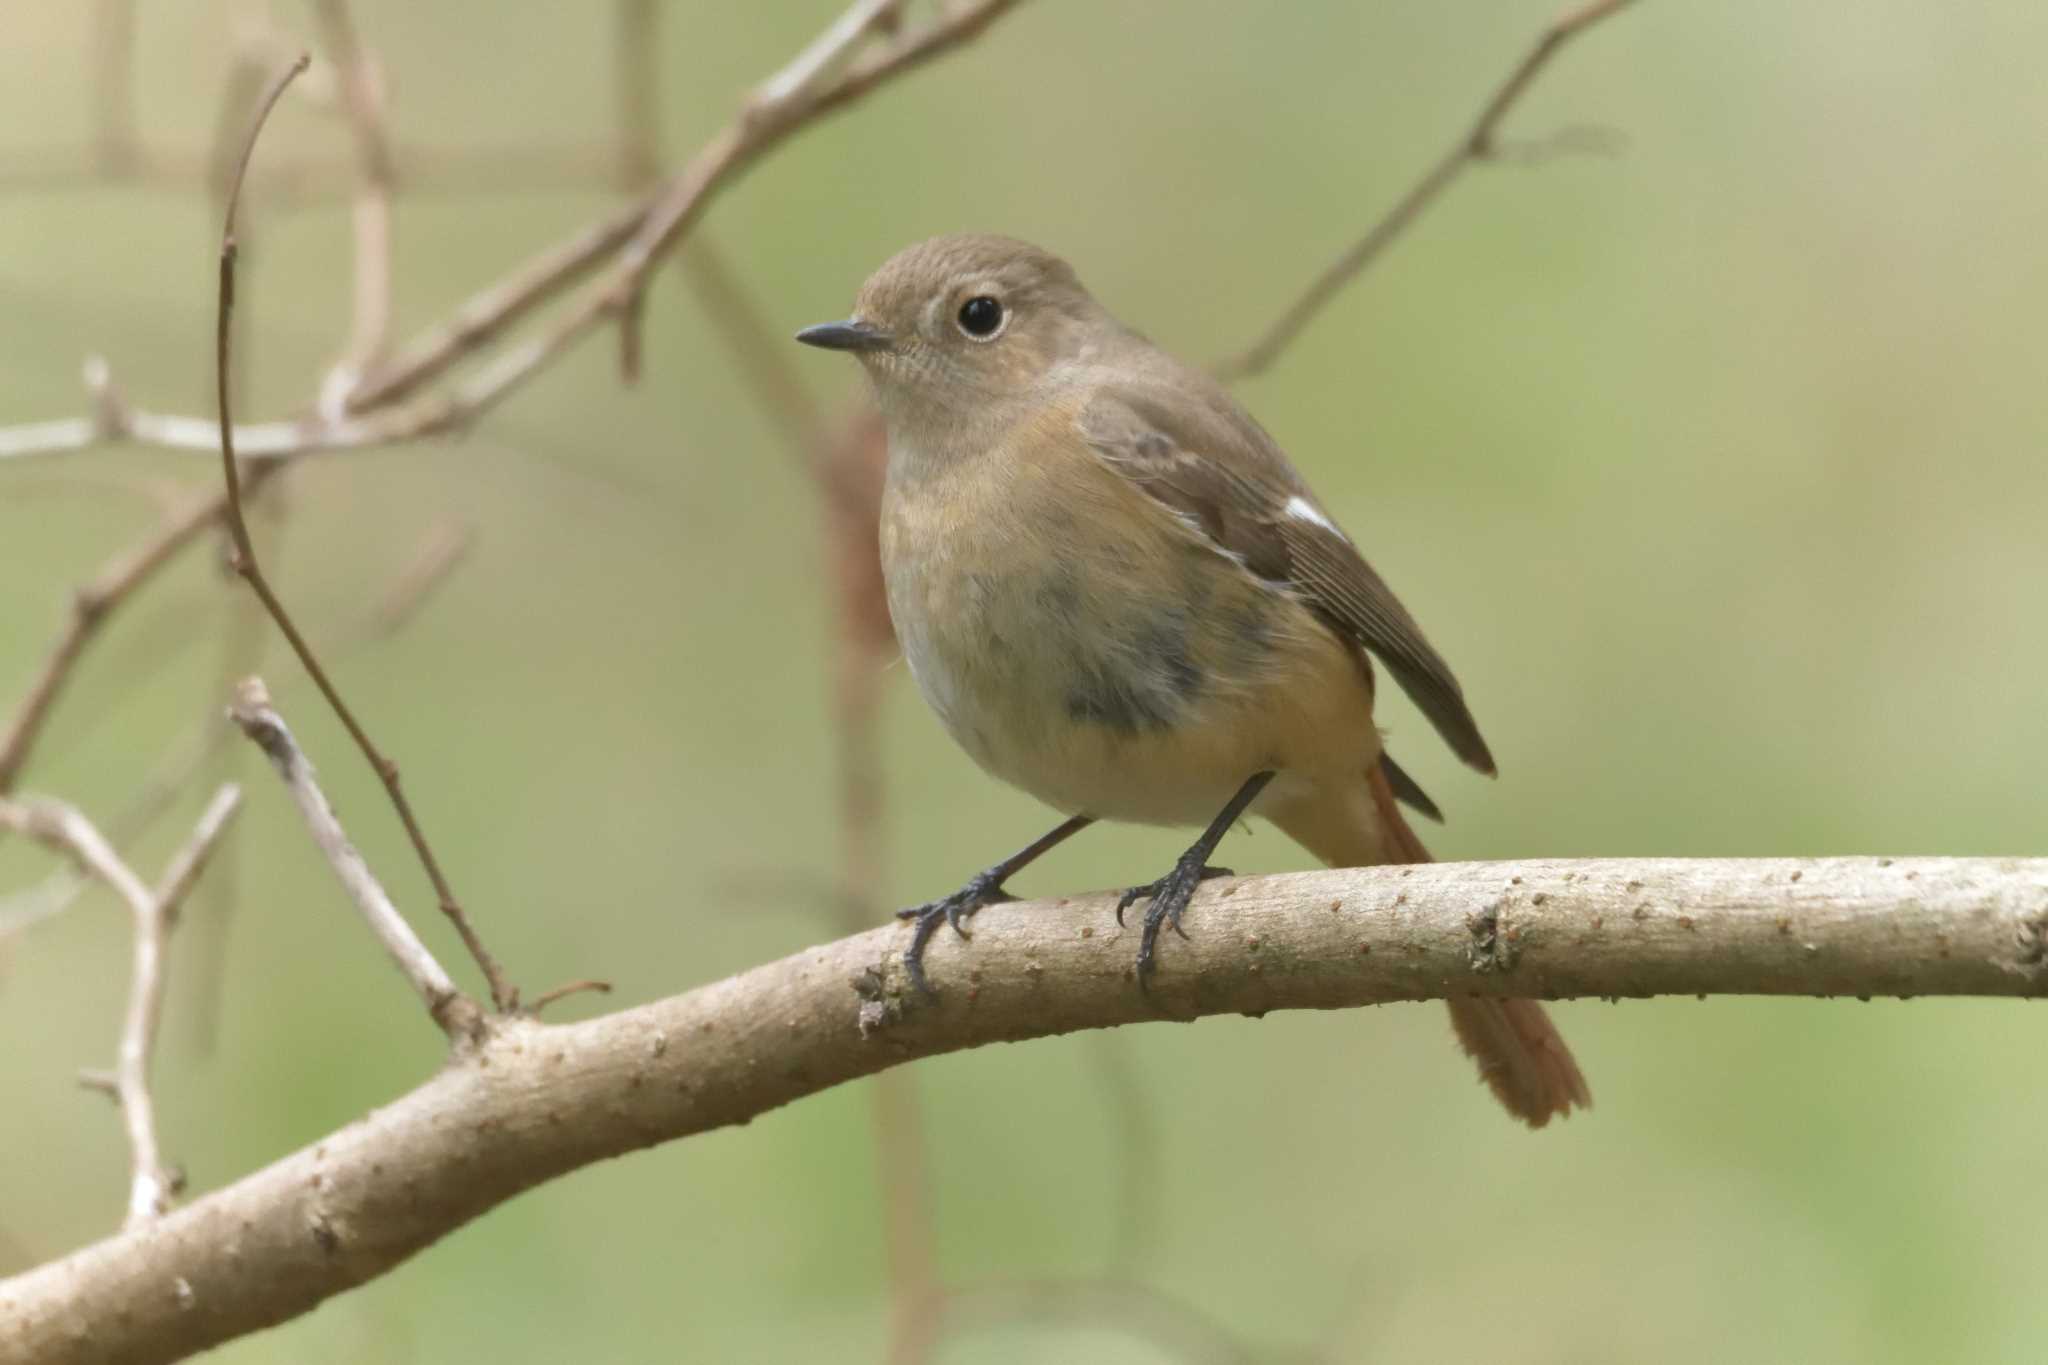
0,787,242,1225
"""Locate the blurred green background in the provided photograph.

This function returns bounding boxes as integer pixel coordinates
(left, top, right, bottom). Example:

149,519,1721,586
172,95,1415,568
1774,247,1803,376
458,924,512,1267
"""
4,2,2045,1361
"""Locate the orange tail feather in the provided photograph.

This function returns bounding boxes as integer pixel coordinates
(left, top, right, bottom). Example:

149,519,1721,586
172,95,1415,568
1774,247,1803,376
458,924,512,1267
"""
1269,765,1591,1128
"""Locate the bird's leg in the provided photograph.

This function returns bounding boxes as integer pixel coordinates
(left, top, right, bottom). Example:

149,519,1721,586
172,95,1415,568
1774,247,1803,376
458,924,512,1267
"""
1118,771,1276,991
897,813,1095,996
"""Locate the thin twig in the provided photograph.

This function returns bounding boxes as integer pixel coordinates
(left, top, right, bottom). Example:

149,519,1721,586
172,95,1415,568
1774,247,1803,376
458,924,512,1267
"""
213,53,514,1012
226,677,477,1039
0,475,274,793
1215,0,1638,382
0,789,241,1226
205,24,284,204
310,0,397,414
149,785,243,930
524,978,614,1015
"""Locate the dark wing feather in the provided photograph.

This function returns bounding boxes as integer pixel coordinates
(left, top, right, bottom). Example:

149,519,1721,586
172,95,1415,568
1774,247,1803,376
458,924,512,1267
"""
1379,751,1444,822
1080,382,1495,776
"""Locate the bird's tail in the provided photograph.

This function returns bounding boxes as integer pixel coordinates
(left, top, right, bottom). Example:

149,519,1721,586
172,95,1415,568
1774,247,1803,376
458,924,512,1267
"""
1267,766,1590,1128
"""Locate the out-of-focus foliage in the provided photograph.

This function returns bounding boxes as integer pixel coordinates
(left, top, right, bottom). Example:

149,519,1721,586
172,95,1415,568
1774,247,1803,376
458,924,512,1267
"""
2,4,2044,1361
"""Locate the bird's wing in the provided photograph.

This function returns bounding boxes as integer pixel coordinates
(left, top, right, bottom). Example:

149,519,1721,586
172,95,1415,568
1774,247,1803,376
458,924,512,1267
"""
1079,381,1495,776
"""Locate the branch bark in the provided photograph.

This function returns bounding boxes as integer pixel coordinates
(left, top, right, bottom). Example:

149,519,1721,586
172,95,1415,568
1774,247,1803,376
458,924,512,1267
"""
2,855,2041,1363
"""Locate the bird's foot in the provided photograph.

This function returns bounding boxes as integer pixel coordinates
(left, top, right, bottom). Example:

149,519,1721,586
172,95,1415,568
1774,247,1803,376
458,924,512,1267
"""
1116,857,1232,991
895,868,1017,997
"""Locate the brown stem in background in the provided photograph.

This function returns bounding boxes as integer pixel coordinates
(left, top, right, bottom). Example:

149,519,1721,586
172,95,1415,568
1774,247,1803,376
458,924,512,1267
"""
213,53,514,1012
310,0,397,411
682,247,941,1359
1216,0,1637,382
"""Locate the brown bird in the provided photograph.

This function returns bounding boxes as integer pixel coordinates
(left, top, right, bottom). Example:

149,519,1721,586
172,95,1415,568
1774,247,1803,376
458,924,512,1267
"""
797,234,1588,1127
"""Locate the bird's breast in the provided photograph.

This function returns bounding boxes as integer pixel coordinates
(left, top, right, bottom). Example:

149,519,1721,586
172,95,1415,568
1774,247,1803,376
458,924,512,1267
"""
878,446,1367,824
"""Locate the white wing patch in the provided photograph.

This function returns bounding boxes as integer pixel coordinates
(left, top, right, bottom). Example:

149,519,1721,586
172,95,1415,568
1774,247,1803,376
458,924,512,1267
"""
1284,495,1345,539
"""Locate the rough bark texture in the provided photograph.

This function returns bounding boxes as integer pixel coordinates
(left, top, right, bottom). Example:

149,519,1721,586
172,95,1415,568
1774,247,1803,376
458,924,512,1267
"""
3,856,2043,1363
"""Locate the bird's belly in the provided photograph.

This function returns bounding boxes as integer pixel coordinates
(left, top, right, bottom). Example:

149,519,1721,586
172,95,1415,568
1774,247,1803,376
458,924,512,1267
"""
886,536,1376,827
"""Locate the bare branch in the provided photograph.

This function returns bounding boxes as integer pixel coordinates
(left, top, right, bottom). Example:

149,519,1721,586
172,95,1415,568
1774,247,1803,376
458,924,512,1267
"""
225,678,477,1039
0,788,241,1228
0,0,1029,466
1,855,2040,1361
213,56,514,1011
1216,0,1638,382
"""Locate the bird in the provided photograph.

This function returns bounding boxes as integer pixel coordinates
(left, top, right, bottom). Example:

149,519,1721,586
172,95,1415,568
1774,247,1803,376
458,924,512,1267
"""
795,234,1588,1127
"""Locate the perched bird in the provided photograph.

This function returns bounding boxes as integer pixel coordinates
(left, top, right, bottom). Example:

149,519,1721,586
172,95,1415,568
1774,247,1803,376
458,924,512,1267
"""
796,235,1588,1127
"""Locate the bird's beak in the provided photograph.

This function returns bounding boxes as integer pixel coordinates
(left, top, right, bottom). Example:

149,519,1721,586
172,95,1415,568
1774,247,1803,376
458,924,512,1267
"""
794,318,893,353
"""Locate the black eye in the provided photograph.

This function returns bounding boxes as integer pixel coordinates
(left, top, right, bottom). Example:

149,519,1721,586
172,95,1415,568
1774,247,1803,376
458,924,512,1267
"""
956,295,1004,339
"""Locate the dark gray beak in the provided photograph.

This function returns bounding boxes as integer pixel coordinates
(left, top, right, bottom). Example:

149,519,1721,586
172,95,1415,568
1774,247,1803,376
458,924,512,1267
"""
794,319,893,353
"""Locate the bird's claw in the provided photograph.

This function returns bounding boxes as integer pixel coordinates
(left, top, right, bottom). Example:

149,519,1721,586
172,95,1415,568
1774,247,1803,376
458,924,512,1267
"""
895,870,1016,997
1119,859,1232,990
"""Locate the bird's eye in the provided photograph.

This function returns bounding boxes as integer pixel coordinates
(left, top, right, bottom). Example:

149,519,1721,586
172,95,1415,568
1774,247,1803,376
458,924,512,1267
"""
956,295,1005,340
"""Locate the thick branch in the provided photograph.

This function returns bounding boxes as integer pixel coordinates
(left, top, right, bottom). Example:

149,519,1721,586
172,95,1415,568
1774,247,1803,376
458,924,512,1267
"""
2,856,2041,1363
